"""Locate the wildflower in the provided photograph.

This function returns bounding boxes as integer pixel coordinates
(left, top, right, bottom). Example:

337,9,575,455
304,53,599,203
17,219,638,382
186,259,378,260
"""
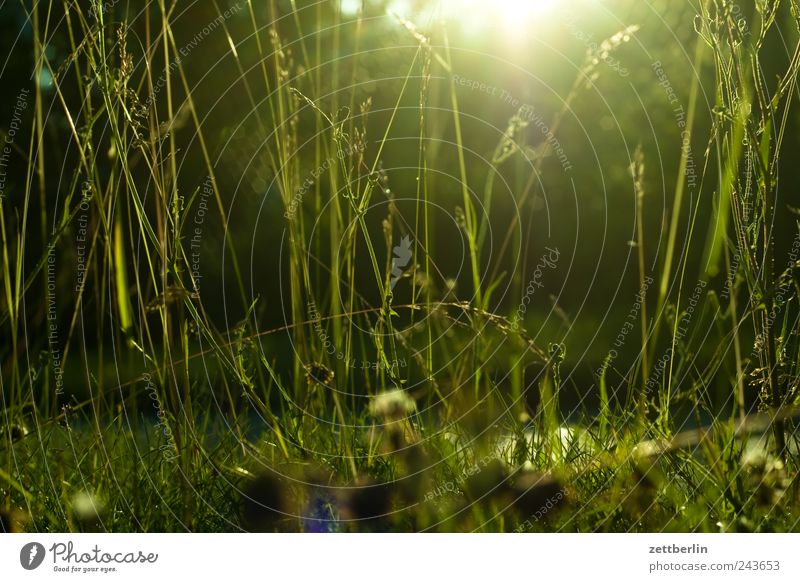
370,389,418,451
301,468,339,533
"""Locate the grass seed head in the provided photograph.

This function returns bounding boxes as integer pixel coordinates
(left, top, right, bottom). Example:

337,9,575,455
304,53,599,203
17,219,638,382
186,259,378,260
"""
305,363,335,387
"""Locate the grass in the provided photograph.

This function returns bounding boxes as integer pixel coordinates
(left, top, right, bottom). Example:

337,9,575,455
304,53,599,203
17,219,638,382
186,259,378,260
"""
1,0,800,532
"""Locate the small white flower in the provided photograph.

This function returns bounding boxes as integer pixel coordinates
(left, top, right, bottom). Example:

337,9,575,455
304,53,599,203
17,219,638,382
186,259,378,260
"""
369,389,416,420
71,491,105,526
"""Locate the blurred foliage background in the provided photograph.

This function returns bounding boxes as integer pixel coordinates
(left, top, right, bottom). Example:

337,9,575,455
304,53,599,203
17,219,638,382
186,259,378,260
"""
0,0,798,421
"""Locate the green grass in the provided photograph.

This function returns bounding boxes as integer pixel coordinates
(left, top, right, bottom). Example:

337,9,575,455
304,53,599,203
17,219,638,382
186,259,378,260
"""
2,0,800,532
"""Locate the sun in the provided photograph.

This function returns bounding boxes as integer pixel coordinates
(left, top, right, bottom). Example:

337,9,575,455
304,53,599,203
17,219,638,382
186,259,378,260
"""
378,0,564,36
492,0,561,34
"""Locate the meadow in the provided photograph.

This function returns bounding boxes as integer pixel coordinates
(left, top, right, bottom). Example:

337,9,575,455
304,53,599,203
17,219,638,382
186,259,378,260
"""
1,0,800,532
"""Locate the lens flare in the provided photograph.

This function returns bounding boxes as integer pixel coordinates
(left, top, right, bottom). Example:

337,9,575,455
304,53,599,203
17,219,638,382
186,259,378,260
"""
385,0,563,36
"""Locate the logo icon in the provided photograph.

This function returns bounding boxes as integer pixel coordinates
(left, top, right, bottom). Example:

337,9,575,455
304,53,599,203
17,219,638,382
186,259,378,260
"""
20,542,46,570
390,235,413,290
